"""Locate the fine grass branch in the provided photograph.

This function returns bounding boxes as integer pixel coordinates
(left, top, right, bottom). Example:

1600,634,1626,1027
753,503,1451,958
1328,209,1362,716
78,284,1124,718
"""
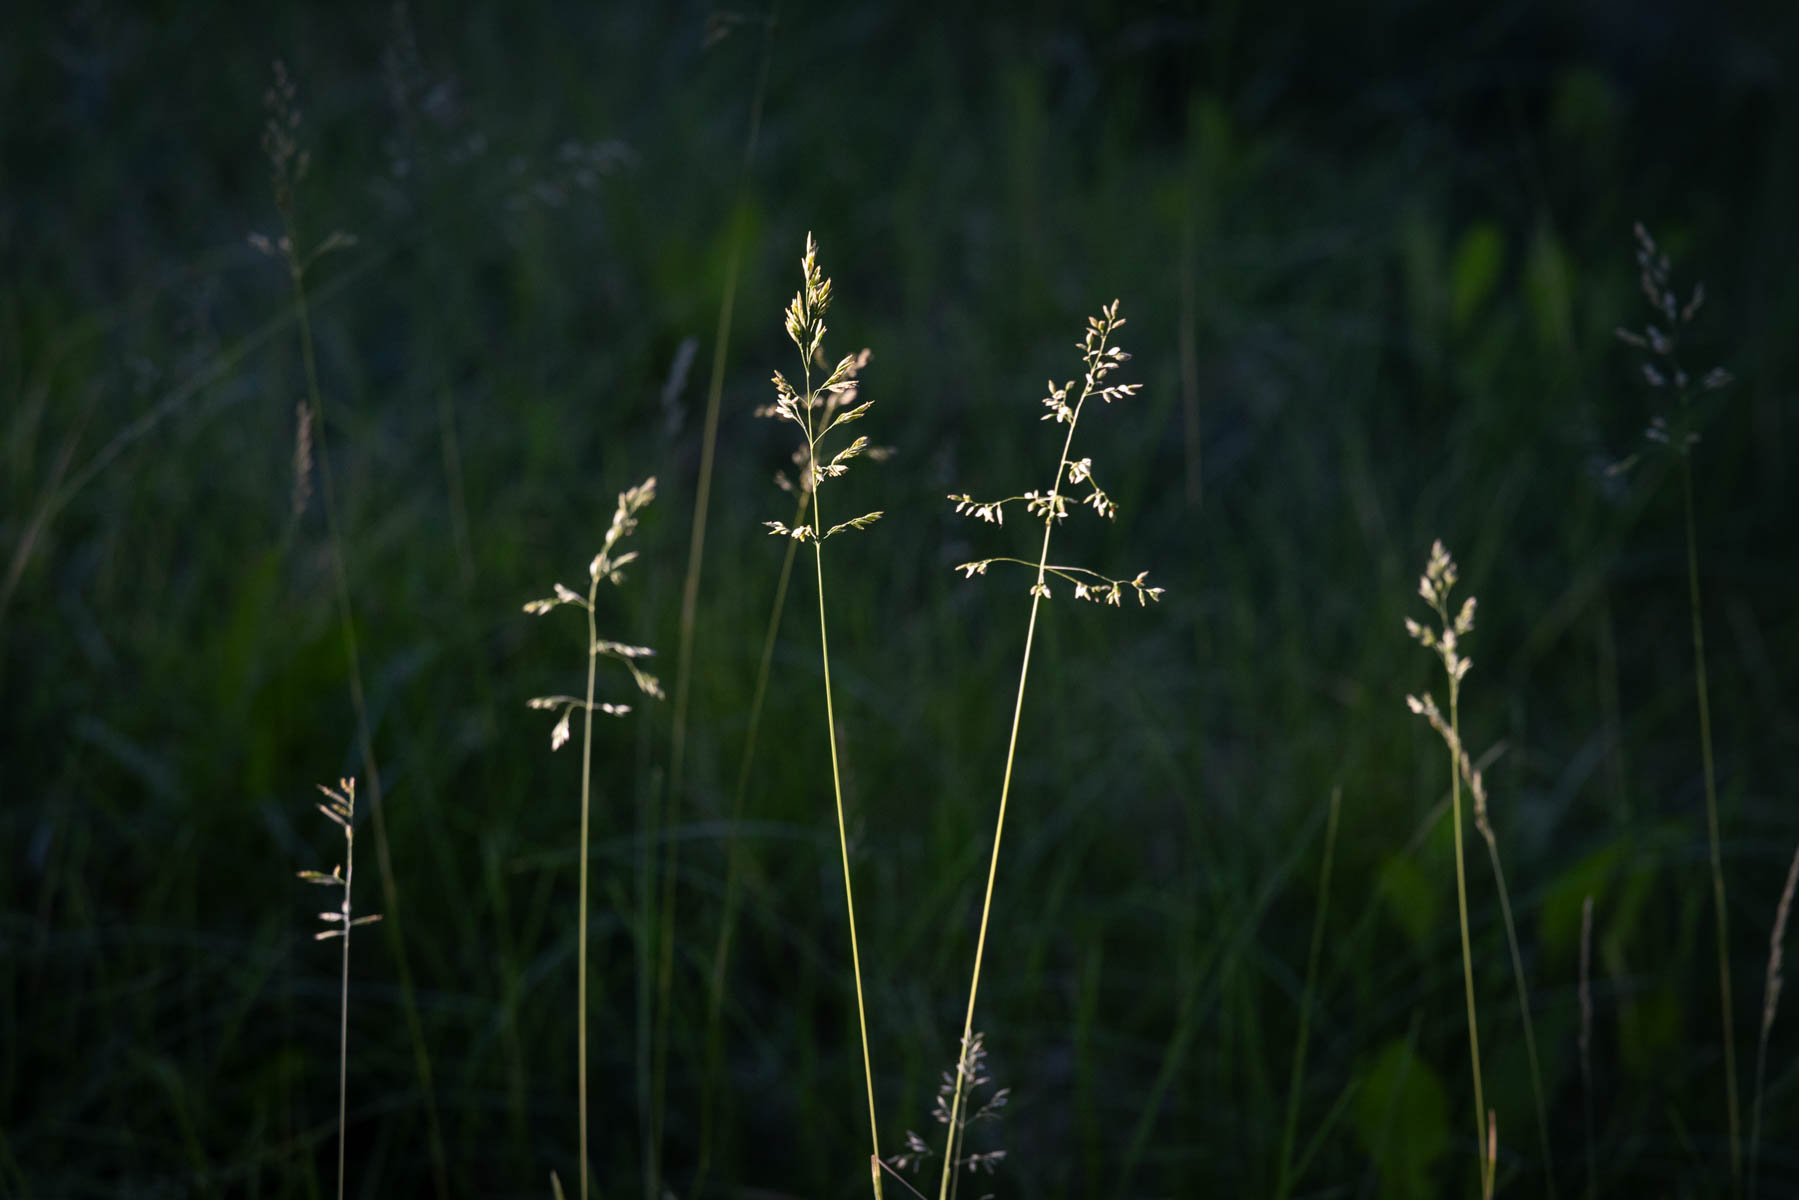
762,234,886,1198
931,301,1160,1199
524,476,664,1200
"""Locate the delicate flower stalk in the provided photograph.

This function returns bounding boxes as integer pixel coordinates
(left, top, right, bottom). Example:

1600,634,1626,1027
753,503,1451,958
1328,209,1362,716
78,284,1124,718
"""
1404,540,1493,1200
762,235,886,1198
938,301,1160,1199
299,778,383,1200
524,477,663,1200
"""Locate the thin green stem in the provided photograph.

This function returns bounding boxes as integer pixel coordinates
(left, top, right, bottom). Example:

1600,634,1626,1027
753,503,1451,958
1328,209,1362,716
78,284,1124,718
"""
1274,787,1341,1200
938,382,1087,1200
810,483,883,1199
1683,455,1740,1190
578,588,600,1200
336,827,353,1200
1448,687,1490,1200
285,225,449,1200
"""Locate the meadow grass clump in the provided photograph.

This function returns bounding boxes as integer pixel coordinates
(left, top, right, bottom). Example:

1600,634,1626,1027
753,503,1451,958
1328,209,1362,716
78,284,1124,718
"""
524,475,663,1200
761,233,887,1198
936,299,1161,1200
1612,220,1742,1185
298,778,383,1200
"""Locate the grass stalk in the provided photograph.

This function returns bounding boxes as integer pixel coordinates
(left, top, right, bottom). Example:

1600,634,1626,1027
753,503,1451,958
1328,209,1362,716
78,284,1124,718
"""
938,302,1157,1198
1404,541,1491,1198
299,778,383,1200
1682,454,1741,1188
524,477,662,1200
1274,786,1341,1200
762,236,886,1196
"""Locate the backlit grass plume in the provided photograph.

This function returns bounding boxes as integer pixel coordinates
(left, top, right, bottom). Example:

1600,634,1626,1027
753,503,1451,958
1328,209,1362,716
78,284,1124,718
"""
1404,540,1499,1199
1404,548,1555,1195
762,234,886,1199
524,475,662,1200
938,300,1160,1200
298,778,382,1200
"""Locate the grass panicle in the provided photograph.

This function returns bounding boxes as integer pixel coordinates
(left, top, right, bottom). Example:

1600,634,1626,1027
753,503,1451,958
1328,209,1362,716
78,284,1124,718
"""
937,300,1160,1200
763,234,886,1198
1404,539,1494,1198
886,1031,1010,1200
298,778,383,1200
524,476,664,1200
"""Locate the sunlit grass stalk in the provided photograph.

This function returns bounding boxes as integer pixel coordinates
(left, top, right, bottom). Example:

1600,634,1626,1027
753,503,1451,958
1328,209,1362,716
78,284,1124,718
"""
654,14,779,1190
1749,840,1799,1200
1273,786,1341,1200
938,302,1159,1198
1404,540,1492,1199
524,478,664,1200
298,778,383,1200
762,235,886,1197
252,62,450,1200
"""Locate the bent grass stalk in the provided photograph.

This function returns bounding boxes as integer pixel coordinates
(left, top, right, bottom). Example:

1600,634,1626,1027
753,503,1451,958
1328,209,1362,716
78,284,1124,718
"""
524,477,664,1200
298,778,383,1200
1404,540,1492,1199
250,62,450,1200
936,301,1161,1198
762,235,885,1197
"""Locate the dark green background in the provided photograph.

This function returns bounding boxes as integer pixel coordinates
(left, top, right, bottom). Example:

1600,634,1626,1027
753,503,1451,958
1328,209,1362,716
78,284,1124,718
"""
4,2,1797,1196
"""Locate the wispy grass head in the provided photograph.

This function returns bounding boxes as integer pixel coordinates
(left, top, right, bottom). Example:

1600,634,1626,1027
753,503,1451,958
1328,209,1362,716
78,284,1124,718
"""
762,234,883,544
524,475,663,750
299,778,383,940
1613,222,1733,456
949,300,1162,606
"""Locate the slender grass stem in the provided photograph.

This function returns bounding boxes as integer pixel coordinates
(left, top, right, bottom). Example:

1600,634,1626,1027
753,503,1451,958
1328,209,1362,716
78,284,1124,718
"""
1274,787,1341,1200
578,589,600,1200
1447,687,1492,1200
938,380,1084,1200
810,483,884,1198
1681,454,1741,1189
285,218,450,1200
